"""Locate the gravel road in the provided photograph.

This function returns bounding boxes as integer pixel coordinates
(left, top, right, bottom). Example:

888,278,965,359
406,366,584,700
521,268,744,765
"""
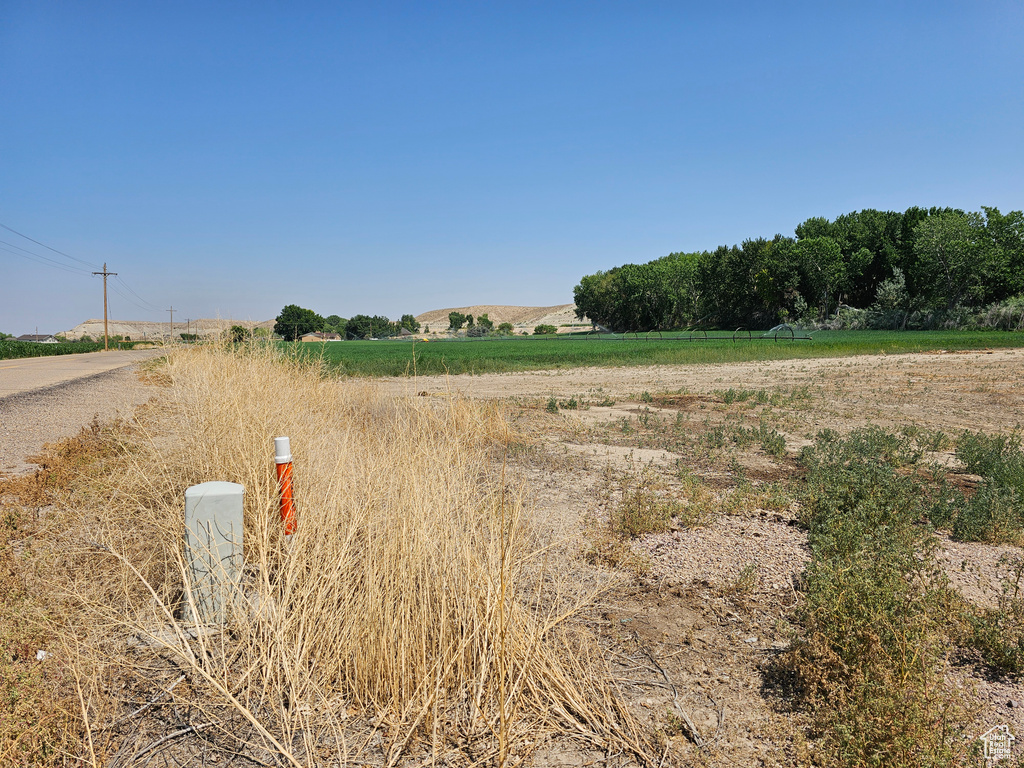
0,351,162,475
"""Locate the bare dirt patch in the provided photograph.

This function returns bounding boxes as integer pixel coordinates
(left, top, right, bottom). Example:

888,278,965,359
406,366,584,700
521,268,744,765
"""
435,347,1024,764
390,348,1024,435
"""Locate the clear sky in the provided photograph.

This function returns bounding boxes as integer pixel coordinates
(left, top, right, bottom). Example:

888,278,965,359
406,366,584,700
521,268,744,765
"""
2,1,1022,335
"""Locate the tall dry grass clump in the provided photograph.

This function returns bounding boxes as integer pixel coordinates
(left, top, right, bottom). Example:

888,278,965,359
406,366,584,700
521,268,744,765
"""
64,342,647,766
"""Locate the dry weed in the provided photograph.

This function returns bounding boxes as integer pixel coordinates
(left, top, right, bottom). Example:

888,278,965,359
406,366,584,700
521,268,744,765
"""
49,343,652,765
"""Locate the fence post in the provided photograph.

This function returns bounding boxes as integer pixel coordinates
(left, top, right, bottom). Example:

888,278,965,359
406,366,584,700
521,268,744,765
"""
183,481,244,624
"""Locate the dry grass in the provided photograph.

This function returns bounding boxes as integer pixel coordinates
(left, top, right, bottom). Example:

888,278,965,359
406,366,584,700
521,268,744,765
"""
0,417,135,766
20,342,650,766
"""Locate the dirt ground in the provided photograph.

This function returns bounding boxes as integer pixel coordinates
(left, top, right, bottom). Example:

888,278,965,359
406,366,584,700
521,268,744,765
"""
6,348,1024,766
393,348,1024,765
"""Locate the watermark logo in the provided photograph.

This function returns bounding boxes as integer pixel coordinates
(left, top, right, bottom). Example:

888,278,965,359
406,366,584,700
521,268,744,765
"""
981,724,1016,762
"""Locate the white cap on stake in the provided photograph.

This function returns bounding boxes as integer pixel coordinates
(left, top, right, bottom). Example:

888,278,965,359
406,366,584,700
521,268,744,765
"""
274,436,292,464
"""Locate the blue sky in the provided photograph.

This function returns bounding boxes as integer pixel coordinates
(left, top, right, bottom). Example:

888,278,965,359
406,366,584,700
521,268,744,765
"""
2,1,1022,334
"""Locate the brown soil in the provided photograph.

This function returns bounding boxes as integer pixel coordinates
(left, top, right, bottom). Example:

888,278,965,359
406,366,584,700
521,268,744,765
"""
416,348,1024,765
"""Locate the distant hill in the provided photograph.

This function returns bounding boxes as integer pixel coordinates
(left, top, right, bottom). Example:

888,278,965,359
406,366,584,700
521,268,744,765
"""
62,318,274,341
415,304,589,332
61,305,590,340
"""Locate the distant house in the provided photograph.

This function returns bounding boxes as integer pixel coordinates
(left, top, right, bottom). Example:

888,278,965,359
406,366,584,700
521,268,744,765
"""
16,334,58,343
299,332,342,342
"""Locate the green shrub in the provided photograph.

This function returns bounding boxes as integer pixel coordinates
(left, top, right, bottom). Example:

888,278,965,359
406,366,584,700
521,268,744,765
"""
758,425,787,457
957,431,1024,487
921,474,964,530
613,484,676,538
726,423,787,456
719,388,753,405
967,555,1024,673
781,427,973,767
834,424,924,467
901,425,952,452
533,324,557,335
951,431,1024,542
608,470,716,539
952,483,1021,543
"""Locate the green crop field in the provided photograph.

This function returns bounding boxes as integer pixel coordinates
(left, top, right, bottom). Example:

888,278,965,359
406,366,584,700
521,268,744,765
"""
287,330,1024,377
0,339,107,360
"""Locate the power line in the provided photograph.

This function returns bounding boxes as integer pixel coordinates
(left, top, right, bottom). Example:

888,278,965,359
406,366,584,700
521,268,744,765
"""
1,222,168,323
114,275,162,310
0,239,95,276
109,283,160,314
0,224,166,315
0,222,102,270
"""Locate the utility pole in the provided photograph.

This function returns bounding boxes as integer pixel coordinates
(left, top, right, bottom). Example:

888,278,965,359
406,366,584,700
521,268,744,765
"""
186,318,191,341
167,306,175,343
92,263,117,351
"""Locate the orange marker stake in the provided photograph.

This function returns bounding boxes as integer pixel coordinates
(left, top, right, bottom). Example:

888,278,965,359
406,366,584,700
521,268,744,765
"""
274,437,297,535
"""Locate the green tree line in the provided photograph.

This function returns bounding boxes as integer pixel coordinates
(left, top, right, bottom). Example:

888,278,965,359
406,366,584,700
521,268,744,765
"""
573,206,1024,331
274,305,421,341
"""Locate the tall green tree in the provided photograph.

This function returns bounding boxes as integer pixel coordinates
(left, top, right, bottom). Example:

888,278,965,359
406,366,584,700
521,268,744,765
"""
795,236,845,321
324,315,347,335
659,252,704,327
895,206,960,310
979,206,1024,301
913,212,990,311
274,305,325,341
829,209,903,307
346,314,372,339
371,315,397,337
448,312,467,331
399,314,421,333
572,204,1024,333
347,314,399,338
573,271,616,328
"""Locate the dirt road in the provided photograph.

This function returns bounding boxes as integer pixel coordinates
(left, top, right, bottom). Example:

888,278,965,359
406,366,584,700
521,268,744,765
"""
0,349,162,397
0,349,163,474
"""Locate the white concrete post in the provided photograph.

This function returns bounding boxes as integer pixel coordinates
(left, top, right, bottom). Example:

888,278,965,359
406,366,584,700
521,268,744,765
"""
184,481,244,624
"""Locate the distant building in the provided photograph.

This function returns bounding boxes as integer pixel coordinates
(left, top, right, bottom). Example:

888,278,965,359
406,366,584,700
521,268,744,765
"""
16,334,58,343
299,332,342,342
